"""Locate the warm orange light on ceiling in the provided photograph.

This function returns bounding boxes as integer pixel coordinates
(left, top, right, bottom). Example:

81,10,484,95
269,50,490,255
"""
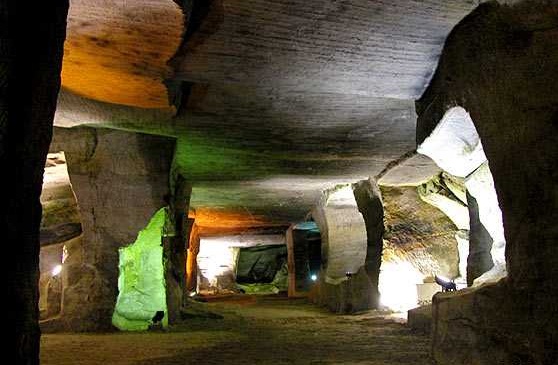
61,0,183,109
188,208,284,236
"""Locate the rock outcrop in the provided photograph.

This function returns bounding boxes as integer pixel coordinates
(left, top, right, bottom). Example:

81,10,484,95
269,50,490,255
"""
417,2,558,363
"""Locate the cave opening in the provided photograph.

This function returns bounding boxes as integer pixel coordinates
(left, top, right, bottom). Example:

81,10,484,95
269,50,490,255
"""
39,151,83,324
195,233,289,296
418,106,507,285
290,221,322,294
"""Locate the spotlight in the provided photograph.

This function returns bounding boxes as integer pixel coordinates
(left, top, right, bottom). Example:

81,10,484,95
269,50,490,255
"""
52,264,62,276
435,275,457,292
310,274,317,281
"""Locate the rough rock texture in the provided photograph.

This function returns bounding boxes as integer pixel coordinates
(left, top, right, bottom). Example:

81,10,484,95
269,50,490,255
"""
379,183,459,312
47,126,175,331
1,1,69,363
381,185,460,279
408,305,432,334
416,2,558,363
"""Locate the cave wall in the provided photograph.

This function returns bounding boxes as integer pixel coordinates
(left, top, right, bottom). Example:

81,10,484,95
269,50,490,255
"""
46,126,175,331
416,2,558,363
1,1,69,363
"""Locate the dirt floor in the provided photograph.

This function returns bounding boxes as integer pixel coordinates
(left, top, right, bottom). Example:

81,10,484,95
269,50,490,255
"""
41,295,433,365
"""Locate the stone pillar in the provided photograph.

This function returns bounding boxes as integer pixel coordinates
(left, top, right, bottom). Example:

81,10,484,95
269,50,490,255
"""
164,176,191,324
49,126,175,331
185,221,200,292
311,183,382,313
286,226,296,297
353,178,384,310
1,1,69,362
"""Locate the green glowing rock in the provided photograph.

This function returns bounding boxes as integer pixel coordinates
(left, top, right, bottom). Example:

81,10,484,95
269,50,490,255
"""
112,208,168,331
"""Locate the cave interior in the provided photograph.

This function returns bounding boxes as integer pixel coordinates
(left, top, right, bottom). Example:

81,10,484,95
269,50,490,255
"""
4,0,558,364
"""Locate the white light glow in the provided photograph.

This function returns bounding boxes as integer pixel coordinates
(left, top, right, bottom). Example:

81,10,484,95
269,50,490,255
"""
378,261,424,312
311,274,317,281
52,264,62,276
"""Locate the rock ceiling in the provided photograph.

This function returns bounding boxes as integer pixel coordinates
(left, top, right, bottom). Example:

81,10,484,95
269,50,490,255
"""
54,0,483,230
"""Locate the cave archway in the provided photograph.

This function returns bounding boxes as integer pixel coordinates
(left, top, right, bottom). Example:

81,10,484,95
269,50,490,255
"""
418,106,506,285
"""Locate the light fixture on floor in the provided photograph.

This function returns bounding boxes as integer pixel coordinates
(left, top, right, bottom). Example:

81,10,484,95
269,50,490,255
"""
51,264,62,276
435,275,457,292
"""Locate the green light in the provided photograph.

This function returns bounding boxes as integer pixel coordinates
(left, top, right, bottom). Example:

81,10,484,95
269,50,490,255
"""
112,208,168,331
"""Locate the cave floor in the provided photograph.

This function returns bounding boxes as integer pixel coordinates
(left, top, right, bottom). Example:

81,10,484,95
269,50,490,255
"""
41,295,432,365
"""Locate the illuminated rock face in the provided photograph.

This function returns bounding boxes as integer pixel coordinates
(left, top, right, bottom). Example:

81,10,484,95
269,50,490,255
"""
311,180,383,313
418,106,507,284
417,2,558,363
380,183,460,312
61,0,183,108
40,152,82,245
46,127,175,331
196,234,286,294
113,208,168,331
